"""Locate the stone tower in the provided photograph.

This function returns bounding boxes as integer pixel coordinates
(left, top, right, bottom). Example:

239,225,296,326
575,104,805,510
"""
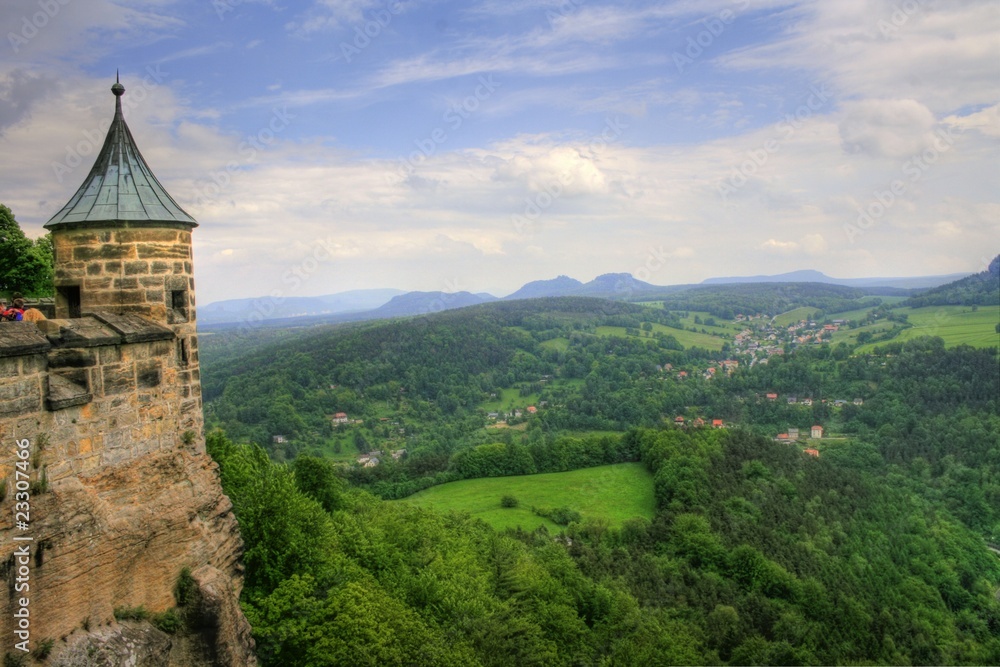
44,76,203,440
0,80,255,665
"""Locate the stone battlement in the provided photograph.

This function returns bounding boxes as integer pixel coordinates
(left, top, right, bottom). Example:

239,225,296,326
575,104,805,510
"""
0,313,203,483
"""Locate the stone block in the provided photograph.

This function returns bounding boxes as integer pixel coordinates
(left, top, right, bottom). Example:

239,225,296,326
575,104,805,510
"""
47,317,120,348
46,373,92,411
125,261,150,276
48,348,97,369
101,364,135,395
84,277,114,290
90,313,174,344
137,243,189,260
0,379,42,417
73,244,134,261
87,263,103,276
0,323,52,358
150,261,170,275
115,229,180,244
136,361,162,389
0,357,20,379
112,277,140,290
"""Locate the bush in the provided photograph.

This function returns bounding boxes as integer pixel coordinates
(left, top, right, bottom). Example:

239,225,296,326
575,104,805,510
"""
532,506,582,526
500,494,519,508
31,638,54,660
174,567,196,607
113,605,149,622
152,609,181,634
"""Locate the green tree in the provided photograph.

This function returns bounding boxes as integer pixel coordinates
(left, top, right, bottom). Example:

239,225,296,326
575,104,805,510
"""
0,204,54,297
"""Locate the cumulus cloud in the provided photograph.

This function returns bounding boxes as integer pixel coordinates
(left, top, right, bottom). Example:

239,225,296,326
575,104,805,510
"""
838,99,936,159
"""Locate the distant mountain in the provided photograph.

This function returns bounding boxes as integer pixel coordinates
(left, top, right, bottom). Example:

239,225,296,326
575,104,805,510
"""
577,273,659,296
199,288,405,325
504,273,664,300
905,255,1000,308
504,275,584,300
702,270,970,290
367,291,498,318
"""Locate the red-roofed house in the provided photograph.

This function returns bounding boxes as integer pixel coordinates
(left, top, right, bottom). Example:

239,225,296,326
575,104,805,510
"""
712,419,724,429
332,412,349,423
766,393,778,401
526,406,537,414
811,425,823,439
803,448,820,458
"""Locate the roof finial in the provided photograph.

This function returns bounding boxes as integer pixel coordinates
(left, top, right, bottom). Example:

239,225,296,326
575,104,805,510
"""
111,70,125,98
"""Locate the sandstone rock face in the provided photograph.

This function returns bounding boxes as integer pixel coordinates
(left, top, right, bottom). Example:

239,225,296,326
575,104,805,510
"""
0,449,256,666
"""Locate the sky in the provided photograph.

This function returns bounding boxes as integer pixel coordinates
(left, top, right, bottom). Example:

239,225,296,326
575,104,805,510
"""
0,0,997,304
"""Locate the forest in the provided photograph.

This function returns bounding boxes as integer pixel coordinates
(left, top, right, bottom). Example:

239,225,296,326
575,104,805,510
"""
200,272,1000,665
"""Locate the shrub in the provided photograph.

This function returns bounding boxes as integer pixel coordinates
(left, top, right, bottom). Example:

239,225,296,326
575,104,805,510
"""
174,567,196,607
152,610,181,634
500,494,519,508
31,638,54,660
113,606,149,622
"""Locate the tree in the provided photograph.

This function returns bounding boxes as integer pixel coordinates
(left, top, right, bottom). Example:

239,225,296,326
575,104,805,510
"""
0,203,54,297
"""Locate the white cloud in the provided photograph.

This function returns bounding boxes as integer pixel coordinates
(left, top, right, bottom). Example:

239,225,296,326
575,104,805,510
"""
838,99,936,159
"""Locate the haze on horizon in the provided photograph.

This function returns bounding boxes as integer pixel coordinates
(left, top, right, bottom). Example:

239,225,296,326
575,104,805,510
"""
1,0,997,303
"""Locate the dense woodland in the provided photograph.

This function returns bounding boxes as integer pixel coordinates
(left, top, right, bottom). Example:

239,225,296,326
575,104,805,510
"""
200,277,1000,665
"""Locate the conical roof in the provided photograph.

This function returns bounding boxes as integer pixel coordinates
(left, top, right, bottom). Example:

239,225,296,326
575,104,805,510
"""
45,77,197,229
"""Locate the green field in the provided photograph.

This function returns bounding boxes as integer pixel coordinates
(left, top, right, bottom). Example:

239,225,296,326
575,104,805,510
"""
480,387,540,412
856,306,999,352
539,337,569,352
773,307,819,327
399,463,656,532
596,324,726,351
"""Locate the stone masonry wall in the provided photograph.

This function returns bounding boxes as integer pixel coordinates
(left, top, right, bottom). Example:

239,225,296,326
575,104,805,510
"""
0,316,253,664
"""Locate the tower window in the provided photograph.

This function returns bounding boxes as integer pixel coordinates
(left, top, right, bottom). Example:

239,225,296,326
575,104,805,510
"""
171,290,188,323
56,285,81,318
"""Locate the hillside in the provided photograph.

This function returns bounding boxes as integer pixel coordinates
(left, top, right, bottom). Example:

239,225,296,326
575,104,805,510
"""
703,269,970,289
203,289,1000,666
905,255,1000,307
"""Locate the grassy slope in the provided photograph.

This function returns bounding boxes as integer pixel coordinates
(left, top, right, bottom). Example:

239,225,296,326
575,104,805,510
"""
856,306,999,352
398,463,656,532
772,306,819,327
595,324,726,351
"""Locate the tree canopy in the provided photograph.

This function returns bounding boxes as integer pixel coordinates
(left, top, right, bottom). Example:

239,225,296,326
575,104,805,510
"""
0,203,54,298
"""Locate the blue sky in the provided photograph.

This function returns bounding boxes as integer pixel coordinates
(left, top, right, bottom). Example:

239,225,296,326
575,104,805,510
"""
1,0,997,303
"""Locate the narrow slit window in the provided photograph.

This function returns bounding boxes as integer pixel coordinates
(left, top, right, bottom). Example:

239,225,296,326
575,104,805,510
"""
171,290,188,322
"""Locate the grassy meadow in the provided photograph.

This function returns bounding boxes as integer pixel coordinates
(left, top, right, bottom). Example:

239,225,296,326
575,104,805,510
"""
399,462,656,532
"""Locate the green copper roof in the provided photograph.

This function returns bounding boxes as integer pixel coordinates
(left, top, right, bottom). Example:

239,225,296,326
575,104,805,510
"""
45,78,197,229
